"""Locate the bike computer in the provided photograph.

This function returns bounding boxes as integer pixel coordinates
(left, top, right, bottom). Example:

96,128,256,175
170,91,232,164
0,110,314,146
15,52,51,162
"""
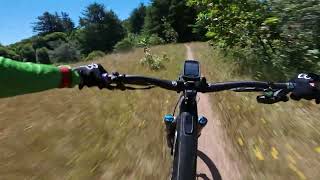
182,60,201,81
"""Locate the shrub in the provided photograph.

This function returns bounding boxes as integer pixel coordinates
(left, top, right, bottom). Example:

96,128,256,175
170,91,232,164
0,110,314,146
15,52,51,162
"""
49,43,80,63
0,46,20,60
114,38,135,52
162,18,178,43
43,32,67,42
19,44,36,62
36,47,51,64
85,50,105,61
148,34,165,45
136,34,165,47
140,47,165,70
32,36,47,49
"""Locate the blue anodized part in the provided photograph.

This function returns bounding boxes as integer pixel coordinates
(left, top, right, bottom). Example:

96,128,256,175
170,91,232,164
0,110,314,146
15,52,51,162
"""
164,114,175,122
198,116,208,126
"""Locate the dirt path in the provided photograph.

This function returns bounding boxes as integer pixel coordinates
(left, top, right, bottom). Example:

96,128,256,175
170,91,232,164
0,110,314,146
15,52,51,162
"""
185,44,242,180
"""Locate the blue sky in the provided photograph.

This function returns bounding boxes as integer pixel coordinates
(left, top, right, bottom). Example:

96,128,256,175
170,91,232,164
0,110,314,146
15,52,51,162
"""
0,0,150,45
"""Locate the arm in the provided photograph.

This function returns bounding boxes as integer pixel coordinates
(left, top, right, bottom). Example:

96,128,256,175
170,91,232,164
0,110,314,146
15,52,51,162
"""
0,56,80,98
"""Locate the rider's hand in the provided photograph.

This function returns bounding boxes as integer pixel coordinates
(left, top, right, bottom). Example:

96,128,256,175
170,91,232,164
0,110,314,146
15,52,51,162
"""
74,64,108,89
290,73,320,103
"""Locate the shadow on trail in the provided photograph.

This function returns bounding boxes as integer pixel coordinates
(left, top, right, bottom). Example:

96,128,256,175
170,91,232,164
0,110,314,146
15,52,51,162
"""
197,150,222,180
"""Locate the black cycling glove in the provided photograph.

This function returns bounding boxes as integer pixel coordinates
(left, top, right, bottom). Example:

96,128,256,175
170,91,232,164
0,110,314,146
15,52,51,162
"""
290,73,320,103
74,63,108,89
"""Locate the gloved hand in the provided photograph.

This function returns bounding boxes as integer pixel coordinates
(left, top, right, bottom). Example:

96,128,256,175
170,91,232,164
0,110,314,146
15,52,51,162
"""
290,73,320,104
74,63,108,89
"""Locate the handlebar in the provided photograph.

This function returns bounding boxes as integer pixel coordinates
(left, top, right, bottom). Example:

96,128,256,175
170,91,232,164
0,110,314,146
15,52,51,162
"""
102,72,296,104
103,73,295,93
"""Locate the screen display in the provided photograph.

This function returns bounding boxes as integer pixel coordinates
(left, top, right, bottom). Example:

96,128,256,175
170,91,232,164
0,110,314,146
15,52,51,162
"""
184,61,200,77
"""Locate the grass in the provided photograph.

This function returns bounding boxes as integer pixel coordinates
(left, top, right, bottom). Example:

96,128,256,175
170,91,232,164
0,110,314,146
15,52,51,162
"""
0,44,186,180
190,42,320,180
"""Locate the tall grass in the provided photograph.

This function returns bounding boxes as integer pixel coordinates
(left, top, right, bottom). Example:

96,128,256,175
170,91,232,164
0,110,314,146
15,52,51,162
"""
0,44,186,180
190,42,320,180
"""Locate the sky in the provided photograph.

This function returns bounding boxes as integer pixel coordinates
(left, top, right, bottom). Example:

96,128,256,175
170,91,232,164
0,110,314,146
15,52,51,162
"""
0,0,150,45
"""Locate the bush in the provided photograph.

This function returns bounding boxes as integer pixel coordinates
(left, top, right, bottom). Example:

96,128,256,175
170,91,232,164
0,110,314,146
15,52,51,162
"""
140,47,165,70
162,18,178,43
36,47,51,64
136,34,165,47
85,50,105,61
19,44,36,62
114,38,135,52
148,34,165,46
49,43,80,63
43,32,67,42
0,46,20,60
32,36,47,49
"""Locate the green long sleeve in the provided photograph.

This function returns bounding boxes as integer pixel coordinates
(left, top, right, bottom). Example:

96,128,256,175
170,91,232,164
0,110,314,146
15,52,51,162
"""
0,56,80,98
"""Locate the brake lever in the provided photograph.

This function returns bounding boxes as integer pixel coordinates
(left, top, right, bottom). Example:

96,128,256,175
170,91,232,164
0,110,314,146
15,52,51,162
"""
257,89,289,104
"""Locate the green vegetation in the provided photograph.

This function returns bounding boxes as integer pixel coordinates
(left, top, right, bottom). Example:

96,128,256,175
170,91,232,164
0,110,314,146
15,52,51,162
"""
143,0,200,42
78,3,125,54
188,0,320,80
36,47,50,64
0,46,20,59
114,34,165,52
140,47,168,70
127,3,146,34
85,51,105,61
33,12,75,35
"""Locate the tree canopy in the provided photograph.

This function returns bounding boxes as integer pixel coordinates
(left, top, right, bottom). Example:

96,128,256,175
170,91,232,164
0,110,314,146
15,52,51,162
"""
128,3,146,34
33,12,75,35
79,3,125,54
188,0,320,79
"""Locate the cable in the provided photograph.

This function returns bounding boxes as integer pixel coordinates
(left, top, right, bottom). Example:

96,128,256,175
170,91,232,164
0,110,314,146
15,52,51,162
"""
173,94,183,116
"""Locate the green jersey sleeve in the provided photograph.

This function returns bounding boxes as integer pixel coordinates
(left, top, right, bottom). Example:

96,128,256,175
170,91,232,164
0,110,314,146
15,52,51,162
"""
0,56,80,98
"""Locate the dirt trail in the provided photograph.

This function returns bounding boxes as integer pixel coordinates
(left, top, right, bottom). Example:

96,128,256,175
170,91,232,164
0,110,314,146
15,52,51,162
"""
185,44,242,180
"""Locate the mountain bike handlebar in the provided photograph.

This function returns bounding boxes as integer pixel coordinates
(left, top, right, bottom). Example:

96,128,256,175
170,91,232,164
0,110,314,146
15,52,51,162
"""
103,73,295,93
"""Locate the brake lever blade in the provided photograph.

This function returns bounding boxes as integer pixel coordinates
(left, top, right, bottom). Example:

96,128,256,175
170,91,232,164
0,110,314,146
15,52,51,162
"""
257,89,289,104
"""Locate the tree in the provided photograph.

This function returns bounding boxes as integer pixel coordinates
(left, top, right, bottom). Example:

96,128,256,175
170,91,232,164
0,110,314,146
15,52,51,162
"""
188,0,320,79
33,12,63,35
33,12,75,35
19,44,36,62
79,3,125,54
162,17,178,43
143,0,200,42
143,0,171,37
128,3,146,34
168,0,198,42
61,12,75,33
79,3,106,25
